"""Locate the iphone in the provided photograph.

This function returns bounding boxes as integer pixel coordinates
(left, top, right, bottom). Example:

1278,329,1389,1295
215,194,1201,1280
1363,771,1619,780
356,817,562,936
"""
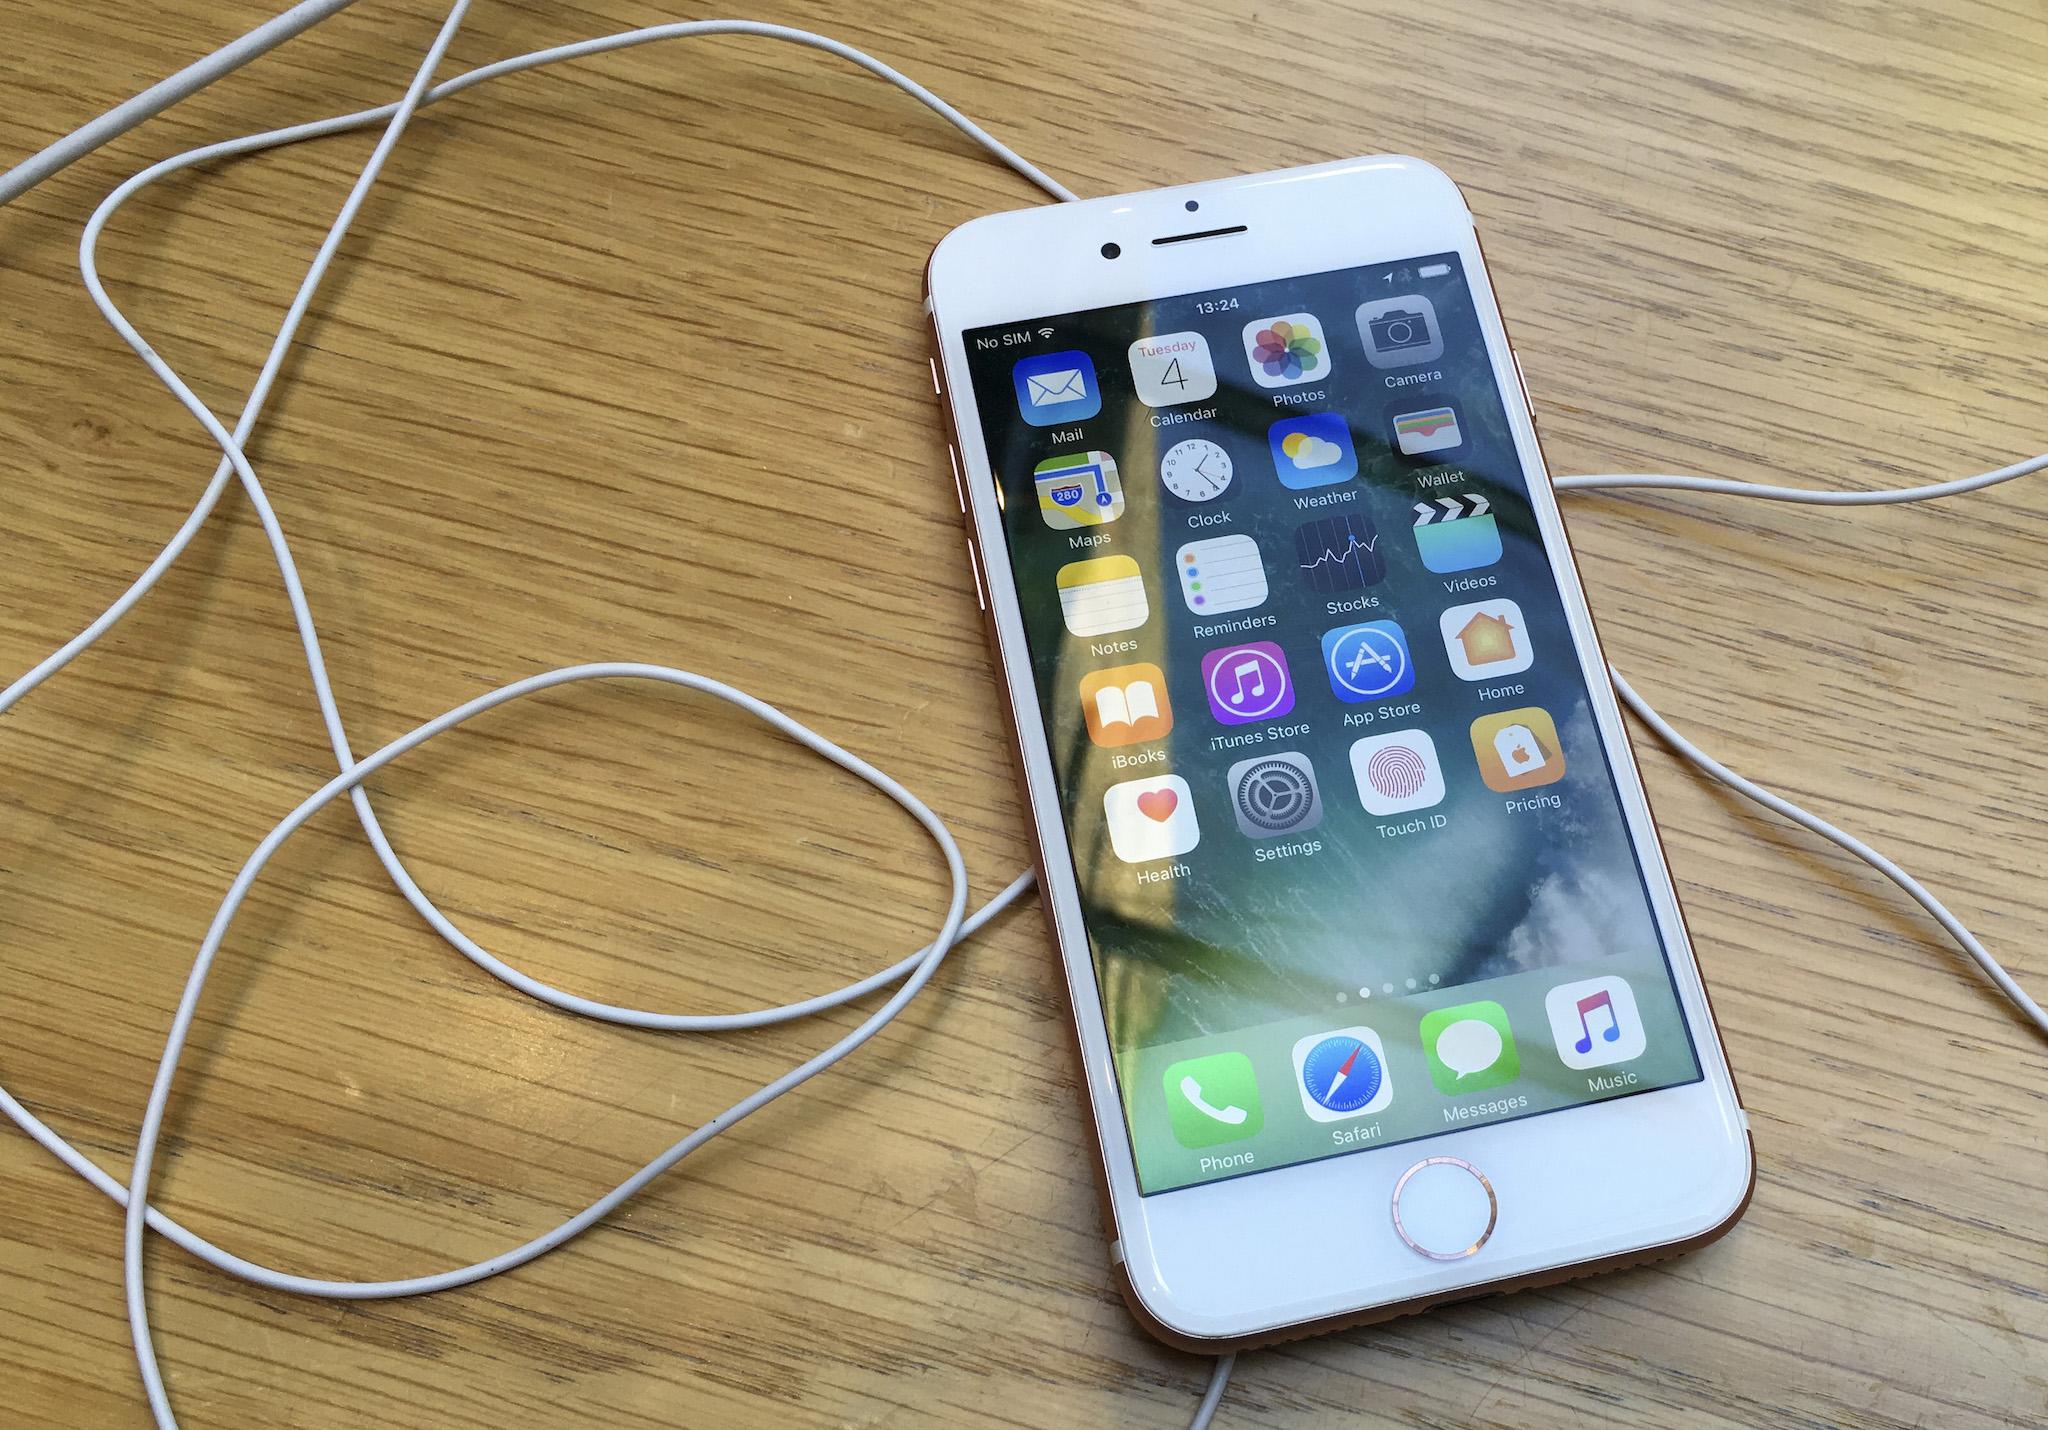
925,156,1751,1349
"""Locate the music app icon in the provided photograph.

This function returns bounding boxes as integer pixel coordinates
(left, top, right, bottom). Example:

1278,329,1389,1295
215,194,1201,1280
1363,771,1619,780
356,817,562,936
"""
1199,641,1294,727
1544,975,1648,1071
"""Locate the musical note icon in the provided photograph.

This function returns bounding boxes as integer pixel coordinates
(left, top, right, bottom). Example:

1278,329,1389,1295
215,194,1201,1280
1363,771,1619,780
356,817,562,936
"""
1227,659,1265,707
1545,976,1646,1069
1572,990,1620,1055
1200,642,1294,726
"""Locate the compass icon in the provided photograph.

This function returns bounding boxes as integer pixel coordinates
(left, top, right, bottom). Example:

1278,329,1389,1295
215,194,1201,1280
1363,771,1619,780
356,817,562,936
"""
1291,1027,1393,1122
1160,438,1234,502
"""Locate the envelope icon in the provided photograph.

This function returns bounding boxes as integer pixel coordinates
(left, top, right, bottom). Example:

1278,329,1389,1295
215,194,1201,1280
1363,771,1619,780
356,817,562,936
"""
1029,369,1089,406
1011,350,1101,426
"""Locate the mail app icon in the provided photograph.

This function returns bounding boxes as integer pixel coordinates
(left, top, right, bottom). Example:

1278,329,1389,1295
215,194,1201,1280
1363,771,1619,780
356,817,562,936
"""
1012,350,1101,426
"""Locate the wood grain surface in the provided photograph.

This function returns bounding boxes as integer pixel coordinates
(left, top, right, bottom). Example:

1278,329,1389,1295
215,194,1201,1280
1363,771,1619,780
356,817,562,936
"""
3,1,2044,1425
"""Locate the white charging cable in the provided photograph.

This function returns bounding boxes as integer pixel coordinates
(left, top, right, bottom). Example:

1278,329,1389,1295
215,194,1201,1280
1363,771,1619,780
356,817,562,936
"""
2,8,2042,1429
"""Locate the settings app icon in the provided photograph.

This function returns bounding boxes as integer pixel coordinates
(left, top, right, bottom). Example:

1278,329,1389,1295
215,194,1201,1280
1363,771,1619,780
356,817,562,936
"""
1226,752,1324,839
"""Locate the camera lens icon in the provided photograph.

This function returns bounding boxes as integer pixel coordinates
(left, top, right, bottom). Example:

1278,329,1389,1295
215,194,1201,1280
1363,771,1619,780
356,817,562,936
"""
1227,752,1324,838
1357,294,1444,369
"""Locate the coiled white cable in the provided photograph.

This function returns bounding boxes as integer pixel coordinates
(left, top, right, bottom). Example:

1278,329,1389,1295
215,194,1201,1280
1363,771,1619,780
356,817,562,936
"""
2,6,2044,1428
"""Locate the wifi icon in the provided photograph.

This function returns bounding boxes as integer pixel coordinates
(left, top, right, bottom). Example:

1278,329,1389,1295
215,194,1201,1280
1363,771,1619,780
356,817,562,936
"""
1037,327,1055,338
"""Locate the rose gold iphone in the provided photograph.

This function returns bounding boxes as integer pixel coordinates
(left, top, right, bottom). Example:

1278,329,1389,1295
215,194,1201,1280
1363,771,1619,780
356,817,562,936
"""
925,156,1751,1349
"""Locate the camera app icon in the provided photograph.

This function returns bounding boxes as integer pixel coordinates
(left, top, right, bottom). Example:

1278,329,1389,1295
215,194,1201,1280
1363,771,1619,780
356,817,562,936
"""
1356,294,1444,369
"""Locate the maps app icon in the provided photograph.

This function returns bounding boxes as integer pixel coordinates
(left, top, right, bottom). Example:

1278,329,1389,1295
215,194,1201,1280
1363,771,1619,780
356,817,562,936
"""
1411,492,1501,573
1035,450,1124,529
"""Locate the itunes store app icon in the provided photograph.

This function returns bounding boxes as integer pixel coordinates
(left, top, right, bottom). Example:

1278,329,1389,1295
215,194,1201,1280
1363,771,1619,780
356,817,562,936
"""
1348,729,1446,816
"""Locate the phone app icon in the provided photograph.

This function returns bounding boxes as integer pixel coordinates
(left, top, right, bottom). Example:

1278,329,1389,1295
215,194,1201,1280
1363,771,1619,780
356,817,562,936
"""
1294,513,1384,592
1034,450,1124,529
1470,706,1566,792
1390,402,1464,459
1357,294,1445,368
1348,729,1445,816
1012,350,1100,426
1160,438,1234,502
1226,751,1323,838
1421,1000,1519,1094
1411,492,1501,573
1080,663,1172,747
1241,312,1331,388
1321,621,1415,702
1291,1027,1392,1122
1162,1050,1263,1149
1176,534,1267,614
1103,774,1200,864
1056,555,1148,637
1200,641,1293,725
1545,976,1648,1071
1267,413,1357,489
1128,331,1218,407
1439,598,1532,680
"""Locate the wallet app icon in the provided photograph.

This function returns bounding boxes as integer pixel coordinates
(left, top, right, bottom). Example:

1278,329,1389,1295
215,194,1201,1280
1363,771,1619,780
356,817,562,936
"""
1012,350,1101,426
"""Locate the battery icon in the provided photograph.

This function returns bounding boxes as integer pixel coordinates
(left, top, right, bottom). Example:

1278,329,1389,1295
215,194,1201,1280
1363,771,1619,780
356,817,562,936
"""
1418,262,1451,278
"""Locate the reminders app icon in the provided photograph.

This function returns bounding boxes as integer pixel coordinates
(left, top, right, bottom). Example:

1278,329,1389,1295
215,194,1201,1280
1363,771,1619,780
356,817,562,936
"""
1012,350,1101,426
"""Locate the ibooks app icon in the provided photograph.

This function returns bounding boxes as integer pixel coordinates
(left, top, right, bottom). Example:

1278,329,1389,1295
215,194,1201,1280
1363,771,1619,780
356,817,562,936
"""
1080,663,1173,747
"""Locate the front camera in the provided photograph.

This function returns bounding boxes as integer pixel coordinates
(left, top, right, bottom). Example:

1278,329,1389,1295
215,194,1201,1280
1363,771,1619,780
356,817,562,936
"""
1101,242,1121,259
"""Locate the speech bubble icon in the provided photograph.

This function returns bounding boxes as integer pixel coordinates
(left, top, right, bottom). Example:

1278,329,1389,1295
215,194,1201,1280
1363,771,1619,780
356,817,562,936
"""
1434,1017,1503,1081
1420,1000,1519,1094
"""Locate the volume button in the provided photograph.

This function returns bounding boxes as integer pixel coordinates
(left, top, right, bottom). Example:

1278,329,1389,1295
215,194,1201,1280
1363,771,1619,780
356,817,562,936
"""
965,541,988,611
929,356,942,396
1510,348,1536,422
947,444,965,512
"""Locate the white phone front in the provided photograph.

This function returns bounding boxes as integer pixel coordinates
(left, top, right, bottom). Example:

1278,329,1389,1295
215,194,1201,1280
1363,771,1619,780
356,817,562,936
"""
926,157,1751,1348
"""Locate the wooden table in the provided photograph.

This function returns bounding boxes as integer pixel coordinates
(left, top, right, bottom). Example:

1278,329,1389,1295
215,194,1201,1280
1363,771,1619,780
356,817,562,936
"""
4,2,2043,1425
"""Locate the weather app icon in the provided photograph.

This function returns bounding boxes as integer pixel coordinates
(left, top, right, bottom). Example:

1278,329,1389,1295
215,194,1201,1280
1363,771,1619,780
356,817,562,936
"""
1267,413,1357,489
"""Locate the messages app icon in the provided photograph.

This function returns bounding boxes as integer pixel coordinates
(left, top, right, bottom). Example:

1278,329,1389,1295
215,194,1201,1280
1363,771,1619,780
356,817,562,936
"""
1012,350,1101,426
1420,1000,1519,1095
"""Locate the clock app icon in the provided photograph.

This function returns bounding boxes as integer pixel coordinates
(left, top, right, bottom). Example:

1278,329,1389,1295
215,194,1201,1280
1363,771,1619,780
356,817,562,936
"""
1160,438,1234,503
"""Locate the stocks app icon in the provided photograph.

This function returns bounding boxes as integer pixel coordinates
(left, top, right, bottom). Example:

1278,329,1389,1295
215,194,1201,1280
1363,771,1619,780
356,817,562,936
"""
1294,513,1384,592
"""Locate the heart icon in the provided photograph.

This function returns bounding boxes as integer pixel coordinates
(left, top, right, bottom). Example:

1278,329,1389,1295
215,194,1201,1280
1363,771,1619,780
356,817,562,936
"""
1136,789,1179,822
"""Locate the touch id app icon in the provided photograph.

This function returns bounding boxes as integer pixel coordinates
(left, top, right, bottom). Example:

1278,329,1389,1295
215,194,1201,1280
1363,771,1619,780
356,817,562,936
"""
1349,729,1445,816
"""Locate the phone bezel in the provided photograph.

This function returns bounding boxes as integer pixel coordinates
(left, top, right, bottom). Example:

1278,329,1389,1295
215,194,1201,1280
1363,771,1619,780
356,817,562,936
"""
928,156,1751,1344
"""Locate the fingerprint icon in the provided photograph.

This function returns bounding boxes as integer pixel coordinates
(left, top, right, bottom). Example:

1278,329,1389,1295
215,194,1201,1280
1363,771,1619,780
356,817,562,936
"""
1366,743,1429,799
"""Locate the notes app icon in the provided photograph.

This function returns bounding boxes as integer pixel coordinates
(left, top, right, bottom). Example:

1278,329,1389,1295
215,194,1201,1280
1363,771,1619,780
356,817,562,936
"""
1544,976,1647,1070
1080,663,1173,747
1057,555,1148,637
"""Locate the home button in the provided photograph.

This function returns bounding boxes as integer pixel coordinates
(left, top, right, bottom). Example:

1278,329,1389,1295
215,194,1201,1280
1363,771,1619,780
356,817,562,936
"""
1391,1156,1497,1260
